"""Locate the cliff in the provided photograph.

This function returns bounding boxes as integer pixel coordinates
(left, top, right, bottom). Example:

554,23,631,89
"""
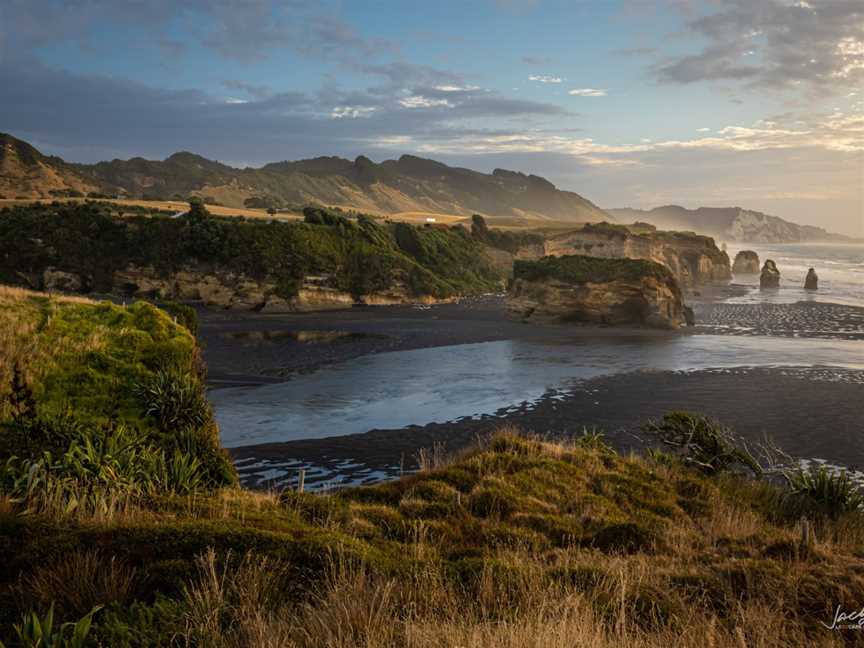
507,255,687,329
1,202,503,311
608,205,853,244
527,223,731,287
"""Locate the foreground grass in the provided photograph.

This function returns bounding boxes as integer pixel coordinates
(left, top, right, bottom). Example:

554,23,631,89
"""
2,286,863,646
3,430,864,646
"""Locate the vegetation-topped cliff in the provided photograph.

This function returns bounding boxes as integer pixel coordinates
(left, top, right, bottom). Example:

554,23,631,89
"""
0,202,504,309
0,133,610,222
508,255,686,328
608,205,853,244
539,222,731,287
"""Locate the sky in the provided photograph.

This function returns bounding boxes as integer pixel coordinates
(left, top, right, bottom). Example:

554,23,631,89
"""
1,0,862,235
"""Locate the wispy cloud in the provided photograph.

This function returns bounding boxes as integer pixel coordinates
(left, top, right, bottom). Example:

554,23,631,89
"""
568,88,607,97
528,74,563,84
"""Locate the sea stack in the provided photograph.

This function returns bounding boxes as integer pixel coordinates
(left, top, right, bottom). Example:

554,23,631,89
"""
506,254,687,329
760,260,781,289
804,268,818,290
732,250,760,274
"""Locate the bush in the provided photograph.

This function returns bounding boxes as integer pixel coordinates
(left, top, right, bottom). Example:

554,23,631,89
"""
2,604,101,648
783,465,864,518
156,302,199,337
643,411,762,477
135,370,211,433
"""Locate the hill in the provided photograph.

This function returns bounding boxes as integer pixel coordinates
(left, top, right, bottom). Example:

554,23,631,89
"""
0,133,609,222
0,133,99,199
608,205,853,244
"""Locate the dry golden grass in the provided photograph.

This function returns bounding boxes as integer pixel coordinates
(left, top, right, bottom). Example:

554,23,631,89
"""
177,549,849,648
19,549,138,617
0,197,303,220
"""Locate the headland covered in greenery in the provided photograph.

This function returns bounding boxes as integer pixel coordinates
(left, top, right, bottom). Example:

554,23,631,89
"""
2,286,864,646
0,201,523,303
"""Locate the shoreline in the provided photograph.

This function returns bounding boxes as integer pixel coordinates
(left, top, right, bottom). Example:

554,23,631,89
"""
228,366,864,490
195,296,864,490
200,296,864,386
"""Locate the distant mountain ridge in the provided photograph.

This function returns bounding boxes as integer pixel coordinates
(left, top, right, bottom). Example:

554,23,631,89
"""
0,133,609,222
608,205,854,244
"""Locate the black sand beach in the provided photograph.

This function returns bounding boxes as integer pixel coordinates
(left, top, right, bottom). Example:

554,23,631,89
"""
198,297,864,490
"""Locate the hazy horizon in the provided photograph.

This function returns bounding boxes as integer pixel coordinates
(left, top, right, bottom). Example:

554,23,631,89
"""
2,0,862,235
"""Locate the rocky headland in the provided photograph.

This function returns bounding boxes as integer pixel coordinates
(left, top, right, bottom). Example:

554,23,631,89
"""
506,254,687,329
534,222,731,287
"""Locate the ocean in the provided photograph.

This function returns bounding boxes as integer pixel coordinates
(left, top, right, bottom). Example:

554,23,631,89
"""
726,242,864,307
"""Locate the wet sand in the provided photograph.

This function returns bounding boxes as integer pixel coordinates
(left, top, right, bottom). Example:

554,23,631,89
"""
197,297,864,490
229,367,864,490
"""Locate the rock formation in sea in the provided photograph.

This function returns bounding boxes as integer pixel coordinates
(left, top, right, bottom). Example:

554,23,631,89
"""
760,260,781,289
732,250,760,274
804,268,818,290
506,255,687,329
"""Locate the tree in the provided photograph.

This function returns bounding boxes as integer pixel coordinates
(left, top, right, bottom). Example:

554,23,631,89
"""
187,197,209,219
471,214,489,239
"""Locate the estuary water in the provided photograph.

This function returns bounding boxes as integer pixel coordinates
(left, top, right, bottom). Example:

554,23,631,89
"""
212,333,864,449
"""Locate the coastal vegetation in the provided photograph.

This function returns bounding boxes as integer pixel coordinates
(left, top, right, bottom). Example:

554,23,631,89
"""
2,287,864,646
0,201,504,301
513,254,675,285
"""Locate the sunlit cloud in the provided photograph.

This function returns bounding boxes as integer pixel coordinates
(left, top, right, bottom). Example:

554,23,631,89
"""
568,88,606,97
398,95,453,109
528,74,562,84
330,105,377,119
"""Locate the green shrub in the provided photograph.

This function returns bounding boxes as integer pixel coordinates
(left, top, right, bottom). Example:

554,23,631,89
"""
1,604,101,648
156,302,199,337
783,465,864,518
135,370,211,432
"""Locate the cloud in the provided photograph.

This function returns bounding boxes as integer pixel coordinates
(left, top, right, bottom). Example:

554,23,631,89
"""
398,95,453,109
697,127,712,132
0,58,572,164
655,0,864,93
568,88,607,97
521,55,551,65
528,74,562,84
0,0,394,64
331,105,377,119
222,79,273,99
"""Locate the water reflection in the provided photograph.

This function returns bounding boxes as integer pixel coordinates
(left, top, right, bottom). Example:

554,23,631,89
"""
212,334,864,448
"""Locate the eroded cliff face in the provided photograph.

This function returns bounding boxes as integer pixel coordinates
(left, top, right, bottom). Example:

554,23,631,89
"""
521,226,731,287
42,265,454,312
506,255,687,329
